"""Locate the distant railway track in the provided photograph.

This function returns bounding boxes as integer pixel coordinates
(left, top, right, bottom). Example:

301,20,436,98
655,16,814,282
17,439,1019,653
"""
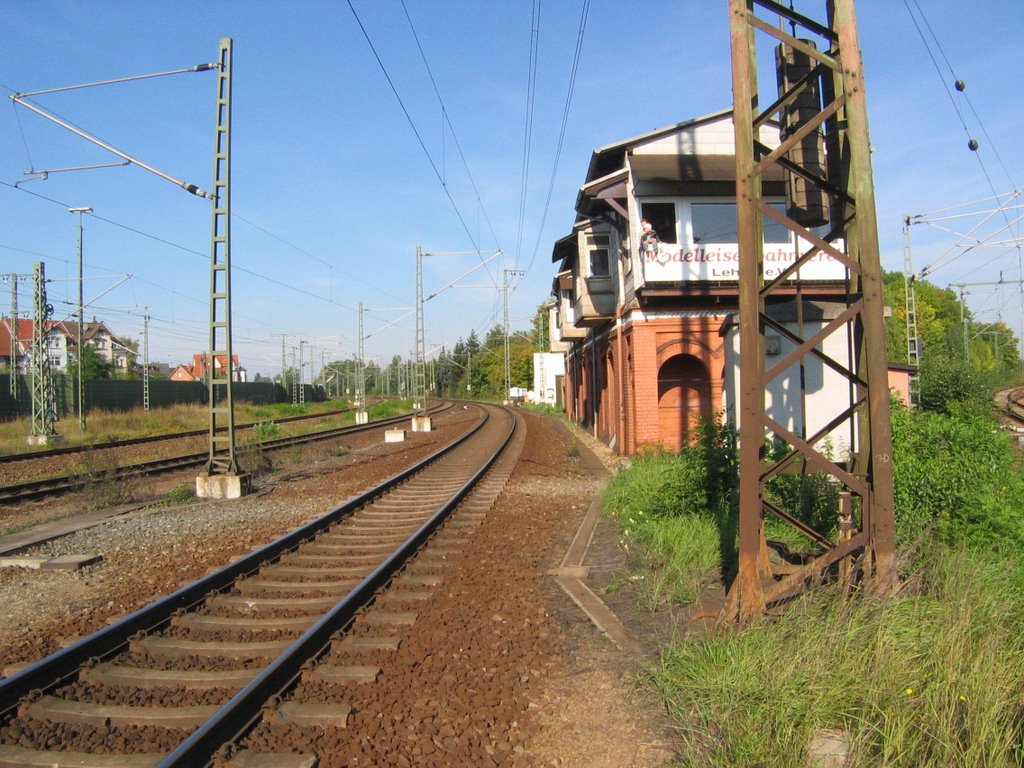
1001,387,1024,426
0,402,451,505
0,402,520,767
0,400,388,465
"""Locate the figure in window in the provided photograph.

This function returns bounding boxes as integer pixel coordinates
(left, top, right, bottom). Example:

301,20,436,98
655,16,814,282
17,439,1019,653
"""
639,219,660,260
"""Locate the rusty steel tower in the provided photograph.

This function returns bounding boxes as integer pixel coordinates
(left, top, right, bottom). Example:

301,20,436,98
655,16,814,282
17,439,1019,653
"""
727,0,895,619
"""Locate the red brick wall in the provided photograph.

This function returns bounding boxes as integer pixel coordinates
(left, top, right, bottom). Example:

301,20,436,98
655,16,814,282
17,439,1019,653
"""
564,311,728,455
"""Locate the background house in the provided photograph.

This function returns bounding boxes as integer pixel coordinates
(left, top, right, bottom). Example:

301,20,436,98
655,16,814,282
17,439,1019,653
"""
0,316,130,374
0,318,31,374
171,354,247,383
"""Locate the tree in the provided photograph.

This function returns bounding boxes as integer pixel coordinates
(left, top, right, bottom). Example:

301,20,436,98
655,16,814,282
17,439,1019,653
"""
916,355,992,416
882,269,1021,376
68,344,113,380
531,301,552,352
111,336,140,380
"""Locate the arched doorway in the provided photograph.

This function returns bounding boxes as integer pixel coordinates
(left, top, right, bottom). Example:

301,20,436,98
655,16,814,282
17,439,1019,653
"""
658,354,711,449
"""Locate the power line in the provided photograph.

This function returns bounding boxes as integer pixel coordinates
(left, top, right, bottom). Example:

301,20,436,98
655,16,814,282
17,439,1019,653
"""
399,0,503,256
231,210,400,302
525,0,590,279
514,0,542,271
344,0,495,285
0,179,380,315
903,0,1019,235
907,0,1018,193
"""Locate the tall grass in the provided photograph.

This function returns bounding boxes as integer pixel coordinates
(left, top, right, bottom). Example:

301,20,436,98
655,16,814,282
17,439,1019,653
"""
602,445,732,604
651,545,1024,766
0,398,393,455
601,406,1024,766
368,399,413,419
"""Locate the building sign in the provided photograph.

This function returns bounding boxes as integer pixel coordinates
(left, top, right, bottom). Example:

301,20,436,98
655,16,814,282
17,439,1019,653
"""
638,199,846,283
642,239,846,282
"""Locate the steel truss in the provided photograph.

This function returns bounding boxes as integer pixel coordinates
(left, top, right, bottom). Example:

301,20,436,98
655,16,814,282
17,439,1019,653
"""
204,37,241,476
727,0,895,620
29,263,56,440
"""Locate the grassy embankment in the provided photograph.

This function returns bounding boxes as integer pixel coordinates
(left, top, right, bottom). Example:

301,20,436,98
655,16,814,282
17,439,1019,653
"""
0,398,414,456
602,402,1024,766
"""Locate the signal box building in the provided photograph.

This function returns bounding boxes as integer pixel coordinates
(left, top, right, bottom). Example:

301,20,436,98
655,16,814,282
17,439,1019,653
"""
551,109,851,455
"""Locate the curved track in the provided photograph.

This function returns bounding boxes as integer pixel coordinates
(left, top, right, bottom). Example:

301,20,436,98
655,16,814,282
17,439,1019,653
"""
0,403,521,767
1003,386,1024,425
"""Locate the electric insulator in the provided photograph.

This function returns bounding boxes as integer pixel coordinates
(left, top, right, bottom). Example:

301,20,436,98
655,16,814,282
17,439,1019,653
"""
955,79,966,92
968,139,979,151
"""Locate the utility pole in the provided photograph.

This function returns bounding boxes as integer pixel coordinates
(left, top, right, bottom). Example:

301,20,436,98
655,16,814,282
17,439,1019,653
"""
951,279,1024,360
271,333,288,396
9,45,231,473
290,347,298,404
503,268,525,403
28,262,58,445
69,206,91,432
727,0,895,619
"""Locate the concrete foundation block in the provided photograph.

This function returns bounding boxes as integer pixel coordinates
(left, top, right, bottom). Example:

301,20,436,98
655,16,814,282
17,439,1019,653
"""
41,554,103,571
410,416,432,432
385,429,406,443
196,472,251,499
807,729,850,768
355,410,369,425
26,433,64,447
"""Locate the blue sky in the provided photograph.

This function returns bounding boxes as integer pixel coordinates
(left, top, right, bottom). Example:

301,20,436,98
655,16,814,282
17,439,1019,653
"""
2,1,1021,377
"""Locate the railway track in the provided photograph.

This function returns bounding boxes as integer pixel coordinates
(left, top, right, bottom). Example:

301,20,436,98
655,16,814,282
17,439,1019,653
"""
0,402,522,767
1004,386,1024,425
0,404,373,466
0,403,451,505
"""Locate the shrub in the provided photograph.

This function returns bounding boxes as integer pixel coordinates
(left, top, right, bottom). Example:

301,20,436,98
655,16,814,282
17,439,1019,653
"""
368,400,412,419
917,354,994,416
165,483,197,505
252,421,283,443
890,398,1024,550
603,419,737,522
764,437,842,540
602,418,739,596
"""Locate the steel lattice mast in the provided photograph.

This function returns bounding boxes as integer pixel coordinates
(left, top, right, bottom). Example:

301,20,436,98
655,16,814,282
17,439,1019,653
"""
414,246,427,413
6,274,25,400
728,0,895,619
203,37,242,479
29,263,56,442
356,301,368,422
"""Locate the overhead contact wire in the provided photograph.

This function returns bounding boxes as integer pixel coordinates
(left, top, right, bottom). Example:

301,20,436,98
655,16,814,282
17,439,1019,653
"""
345,0,493,285
525,0,590,280
514,0,542,272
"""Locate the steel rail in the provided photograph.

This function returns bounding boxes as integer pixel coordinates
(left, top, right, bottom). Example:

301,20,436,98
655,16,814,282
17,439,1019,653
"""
0,398,394,464
0,403,496,718
160,405,516,767
0,402,451,503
